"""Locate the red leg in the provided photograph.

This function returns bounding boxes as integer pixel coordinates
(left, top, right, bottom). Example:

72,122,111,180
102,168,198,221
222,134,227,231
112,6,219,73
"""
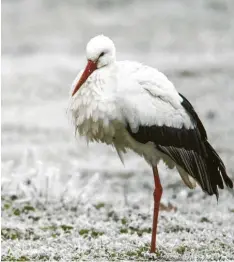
150,166,163,253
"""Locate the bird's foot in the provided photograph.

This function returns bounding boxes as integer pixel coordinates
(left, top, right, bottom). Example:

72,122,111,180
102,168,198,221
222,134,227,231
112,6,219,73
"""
159,202,177,212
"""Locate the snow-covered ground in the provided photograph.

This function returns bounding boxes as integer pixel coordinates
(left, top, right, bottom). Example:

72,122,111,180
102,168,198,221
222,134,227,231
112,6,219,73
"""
2,0,234,260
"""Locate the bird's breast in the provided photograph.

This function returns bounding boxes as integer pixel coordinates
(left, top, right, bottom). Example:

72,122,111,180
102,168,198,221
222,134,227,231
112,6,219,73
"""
69,82,124,145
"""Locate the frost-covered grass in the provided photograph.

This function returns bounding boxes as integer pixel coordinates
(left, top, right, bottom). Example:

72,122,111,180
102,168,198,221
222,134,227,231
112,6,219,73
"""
1,154,234,261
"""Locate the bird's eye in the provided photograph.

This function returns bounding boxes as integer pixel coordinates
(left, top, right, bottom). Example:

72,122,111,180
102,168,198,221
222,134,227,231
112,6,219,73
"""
99,52,105,58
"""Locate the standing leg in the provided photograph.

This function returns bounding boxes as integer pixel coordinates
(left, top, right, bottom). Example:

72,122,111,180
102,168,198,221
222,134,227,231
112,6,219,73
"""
150,166,163,253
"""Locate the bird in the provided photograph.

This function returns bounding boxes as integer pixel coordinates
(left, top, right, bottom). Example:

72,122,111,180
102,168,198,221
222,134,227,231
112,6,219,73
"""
68,35,233,253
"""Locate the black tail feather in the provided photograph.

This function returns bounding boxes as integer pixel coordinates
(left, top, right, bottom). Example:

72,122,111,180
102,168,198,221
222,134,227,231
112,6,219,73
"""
157,140,233,199
205,141,233,197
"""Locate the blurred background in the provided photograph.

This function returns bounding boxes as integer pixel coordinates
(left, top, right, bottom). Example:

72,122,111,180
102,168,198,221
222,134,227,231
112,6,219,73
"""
2,0,234,260
2,0,234,171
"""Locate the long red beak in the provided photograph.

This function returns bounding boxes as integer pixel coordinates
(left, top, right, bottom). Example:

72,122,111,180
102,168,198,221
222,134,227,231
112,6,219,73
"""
72,60,97,96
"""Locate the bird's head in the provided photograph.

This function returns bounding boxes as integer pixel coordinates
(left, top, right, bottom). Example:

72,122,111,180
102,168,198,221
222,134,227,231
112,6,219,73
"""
72,35,116,96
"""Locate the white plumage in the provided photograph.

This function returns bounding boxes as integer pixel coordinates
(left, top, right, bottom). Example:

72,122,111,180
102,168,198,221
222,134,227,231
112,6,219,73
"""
69,35,194,187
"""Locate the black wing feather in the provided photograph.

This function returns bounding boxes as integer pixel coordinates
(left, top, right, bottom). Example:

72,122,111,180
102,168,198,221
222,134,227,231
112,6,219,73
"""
126,93,233,198
179,93,207,140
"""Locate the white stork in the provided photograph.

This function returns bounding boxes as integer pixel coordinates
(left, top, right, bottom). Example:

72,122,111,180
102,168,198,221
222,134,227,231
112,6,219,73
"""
68,35,233,253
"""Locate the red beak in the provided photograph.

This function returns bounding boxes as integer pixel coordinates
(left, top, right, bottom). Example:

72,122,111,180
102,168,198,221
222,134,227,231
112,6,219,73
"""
72,60,97,96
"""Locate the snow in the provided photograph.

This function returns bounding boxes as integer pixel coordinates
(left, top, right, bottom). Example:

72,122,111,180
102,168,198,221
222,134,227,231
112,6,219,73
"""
1,0,234,260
